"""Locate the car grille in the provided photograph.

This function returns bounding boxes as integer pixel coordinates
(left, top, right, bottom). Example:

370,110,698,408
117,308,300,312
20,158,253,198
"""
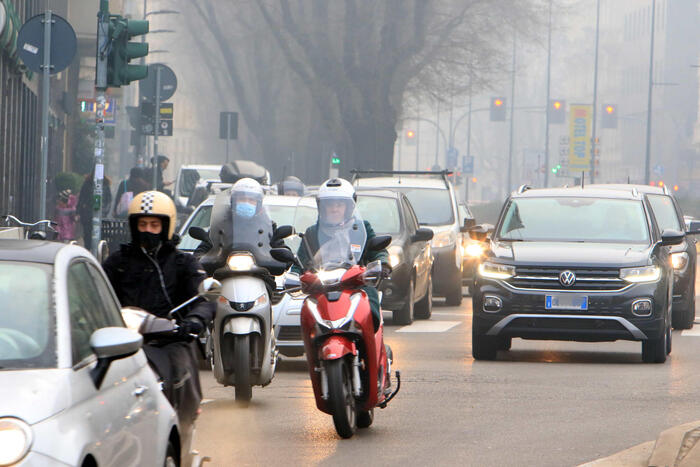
507,266,626,291
278,325,302,341
509,295,625,314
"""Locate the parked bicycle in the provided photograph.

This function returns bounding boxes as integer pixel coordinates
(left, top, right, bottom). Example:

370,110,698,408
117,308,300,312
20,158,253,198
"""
1,215,59,241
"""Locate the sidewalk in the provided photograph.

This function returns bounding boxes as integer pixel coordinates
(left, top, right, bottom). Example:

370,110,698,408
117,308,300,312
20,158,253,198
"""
580,420,700,467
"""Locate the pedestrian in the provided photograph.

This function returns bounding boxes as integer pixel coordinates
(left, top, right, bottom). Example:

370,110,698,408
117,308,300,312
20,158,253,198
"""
150,155,173,194
114,167,150,218
54,189,78,242
77,167,112,251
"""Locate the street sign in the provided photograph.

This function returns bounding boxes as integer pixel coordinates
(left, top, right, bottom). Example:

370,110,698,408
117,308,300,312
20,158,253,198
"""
219,112,239,140
462,155,474,174
17,13,76,74
139,63,177,101
446,147,459,168
142,119,172,136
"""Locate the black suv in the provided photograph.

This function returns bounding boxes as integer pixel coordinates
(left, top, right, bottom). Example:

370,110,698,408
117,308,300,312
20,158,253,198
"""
588,184,699,329
471,186,684,363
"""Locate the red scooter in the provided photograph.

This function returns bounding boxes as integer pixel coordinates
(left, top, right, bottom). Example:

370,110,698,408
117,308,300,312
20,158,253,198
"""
273,234,401,438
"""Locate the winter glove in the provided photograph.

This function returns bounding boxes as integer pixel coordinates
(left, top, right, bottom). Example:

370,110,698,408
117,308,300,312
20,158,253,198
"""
178,317,204,337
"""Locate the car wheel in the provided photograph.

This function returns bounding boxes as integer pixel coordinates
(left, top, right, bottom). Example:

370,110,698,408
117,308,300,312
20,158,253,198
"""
472,321,498,360
666,325,672,355
163,441,178,467
642,326,668,363
394,277,415,325
445,277,463,306
672,282,695,330
414,276,432,320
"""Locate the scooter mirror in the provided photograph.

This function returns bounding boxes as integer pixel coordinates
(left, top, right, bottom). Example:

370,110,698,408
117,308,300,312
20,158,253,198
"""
198,277,222,301
270,247,296,265
272,225,295,242
367,235,392,251
283,272,301,289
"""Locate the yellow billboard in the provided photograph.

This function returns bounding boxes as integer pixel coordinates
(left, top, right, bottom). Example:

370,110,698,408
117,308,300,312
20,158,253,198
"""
568,104,592,172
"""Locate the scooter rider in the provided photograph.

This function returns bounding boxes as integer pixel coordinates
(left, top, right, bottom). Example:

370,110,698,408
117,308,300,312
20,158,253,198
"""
102,190,215,426
293,178,390,331
277,176,306,196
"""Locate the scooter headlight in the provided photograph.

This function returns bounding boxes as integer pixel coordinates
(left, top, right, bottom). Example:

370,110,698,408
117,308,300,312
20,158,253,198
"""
317,268,345,285
0,418,32,466
227,253,256,271
254,293,268,308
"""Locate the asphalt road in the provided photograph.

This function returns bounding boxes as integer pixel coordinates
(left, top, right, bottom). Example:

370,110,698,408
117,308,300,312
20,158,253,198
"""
193,288,700,466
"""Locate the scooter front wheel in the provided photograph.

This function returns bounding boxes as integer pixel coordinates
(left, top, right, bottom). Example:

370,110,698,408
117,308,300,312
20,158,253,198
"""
234,334,252,403
326,358,357,438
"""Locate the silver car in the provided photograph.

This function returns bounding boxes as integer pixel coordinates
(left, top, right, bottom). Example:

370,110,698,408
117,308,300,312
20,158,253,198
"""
0,240,184,466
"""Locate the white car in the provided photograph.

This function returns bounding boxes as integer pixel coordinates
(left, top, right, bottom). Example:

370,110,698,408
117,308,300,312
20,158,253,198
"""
174,164,222,209
0,240,197,466
178,194,317,357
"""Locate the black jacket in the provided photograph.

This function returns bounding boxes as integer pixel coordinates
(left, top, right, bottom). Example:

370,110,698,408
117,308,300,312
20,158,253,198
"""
102,241,215,324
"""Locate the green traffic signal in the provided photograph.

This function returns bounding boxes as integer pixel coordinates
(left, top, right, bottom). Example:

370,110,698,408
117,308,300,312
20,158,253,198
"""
107,16,149,87
551,167,557,174
331,157,341,165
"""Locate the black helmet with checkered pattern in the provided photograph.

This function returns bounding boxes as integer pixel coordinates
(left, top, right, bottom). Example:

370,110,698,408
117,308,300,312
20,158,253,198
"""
127,191,177,240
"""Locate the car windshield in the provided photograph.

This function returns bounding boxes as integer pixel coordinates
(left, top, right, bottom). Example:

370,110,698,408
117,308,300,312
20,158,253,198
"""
265,204,297,227
0,261,56,369
647,194,681,231
179,205,213,251
394,188,454,226
179,169,221,197
356,196,401,234
498,197,650,244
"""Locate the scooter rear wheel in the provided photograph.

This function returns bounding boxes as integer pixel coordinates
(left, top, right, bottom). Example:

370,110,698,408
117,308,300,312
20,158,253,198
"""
357,408,374,428
326,358,357,438
234,334,252,403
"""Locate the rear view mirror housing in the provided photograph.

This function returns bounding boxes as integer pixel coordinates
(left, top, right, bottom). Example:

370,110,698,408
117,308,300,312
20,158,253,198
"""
469,224,494,242
660,229,685,246
188,226,211,243
687,220,700,235
90,327,143,389
412,227,434,243
272,225,295,242
460,217,476,233
367,235,392,251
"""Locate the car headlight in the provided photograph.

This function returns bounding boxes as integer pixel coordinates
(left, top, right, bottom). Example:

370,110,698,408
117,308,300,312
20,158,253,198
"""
432,231,455,249
0,418,32,466
671,252,689,271
227,253,255,271
620,265,661,283
478,262,515,280
388,246,403,268
464,242,484,258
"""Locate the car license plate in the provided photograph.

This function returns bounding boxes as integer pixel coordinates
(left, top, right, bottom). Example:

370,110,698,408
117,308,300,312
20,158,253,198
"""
545,294,588,311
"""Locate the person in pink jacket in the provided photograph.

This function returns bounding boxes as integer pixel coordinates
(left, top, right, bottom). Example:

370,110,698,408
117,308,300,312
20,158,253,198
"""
55,189,78,241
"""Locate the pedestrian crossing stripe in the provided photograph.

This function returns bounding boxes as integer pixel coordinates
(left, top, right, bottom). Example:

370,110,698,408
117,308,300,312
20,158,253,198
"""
396,321,460,333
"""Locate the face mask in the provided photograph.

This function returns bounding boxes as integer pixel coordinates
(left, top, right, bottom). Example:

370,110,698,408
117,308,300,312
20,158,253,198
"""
236,202,256,218
139,231,162,251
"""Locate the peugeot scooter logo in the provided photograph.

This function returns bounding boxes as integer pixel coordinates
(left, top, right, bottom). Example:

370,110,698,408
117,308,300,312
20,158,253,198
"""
559,270,576,287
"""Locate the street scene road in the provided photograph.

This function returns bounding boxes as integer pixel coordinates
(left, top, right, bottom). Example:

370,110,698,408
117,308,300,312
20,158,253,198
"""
194,275,700,467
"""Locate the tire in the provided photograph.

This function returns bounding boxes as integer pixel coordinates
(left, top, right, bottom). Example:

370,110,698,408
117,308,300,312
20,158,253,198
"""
642,327,668,363
234,335,252,403
326,358,357,438
471,322,498,360
672,282,695,330
414,276,433,320
163,441,179,467
394,277,415,325
666,325,672,355
498,337,512,351
445,278,463,306
357,408,374,429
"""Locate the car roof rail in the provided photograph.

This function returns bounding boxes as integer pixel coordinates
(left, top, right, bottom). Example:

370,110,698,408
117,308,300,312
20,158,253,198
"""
516,184,532,194
350,169,453,189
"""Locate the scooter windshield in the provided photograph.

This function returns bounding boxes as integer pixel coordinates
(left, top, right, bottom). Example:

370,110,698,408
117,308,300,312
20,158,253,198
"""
311,209,367,270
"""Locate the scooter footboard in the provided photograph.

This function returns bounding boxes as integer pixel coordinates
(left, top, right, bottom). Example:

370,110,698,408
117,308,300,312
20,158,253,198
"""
319,335,355,360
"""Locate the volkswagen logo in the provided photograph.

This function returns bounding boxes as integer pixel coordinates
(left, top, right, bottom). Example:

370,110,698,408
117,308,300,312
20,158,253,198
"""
559,270,576,287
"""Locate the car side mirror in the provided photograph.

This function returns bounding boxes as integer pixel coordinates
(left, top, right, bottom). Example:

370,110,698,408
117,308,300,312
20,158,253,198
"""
367,235,392,251
460,217,476,233
469,224,494,242
198,277,222,301
411,227,434,243
90,327,143,389
687,220,700,235
272,225,295,242
188,226,211,243
661,229,685,246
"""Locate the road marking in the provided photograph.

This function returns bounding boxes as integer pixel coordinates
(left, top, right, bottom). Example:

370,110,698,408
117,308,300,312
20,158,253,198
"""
396,321,460,333
681,328,700,337
431,311,466,317
202,398,214,405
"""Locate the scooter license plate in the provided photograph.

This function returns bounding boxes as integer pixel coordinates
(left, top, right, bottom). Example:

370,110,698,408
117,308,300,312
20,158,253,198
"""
545,294,588,311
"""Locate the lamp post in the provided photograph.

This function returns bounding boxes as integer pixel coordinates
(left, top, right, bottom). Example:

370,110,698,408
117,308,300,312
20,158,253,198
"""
644,0,657,185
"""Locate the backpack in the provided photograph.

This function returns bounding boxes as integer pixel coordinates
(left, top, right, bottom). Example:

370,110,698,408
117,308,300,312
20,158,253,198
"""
116,180,133,217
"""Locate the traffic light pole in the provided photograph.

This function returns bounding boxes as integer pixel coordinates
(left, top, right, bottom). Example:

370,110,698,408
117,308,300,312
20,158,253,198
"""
152,65,161,189
506,33,517,197
92,0,109,256
39,10,52,221
543,0,552,188
589,0,601,184
644,0,657,185
465,81,472,202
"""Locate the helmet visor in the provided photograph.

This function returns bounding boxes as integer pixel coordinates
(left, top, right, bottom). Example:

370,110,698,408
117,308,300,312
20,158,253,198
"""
318,197,355,227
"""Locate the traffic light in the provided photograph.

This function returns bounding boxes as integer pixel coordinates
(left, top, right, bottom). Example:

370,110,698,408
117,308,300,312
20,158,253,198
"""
331,155,341,166
548,99,566,124
551,164,562,175
490,97,506,122
107,16,149,87
405,129,416,145
601,104,618,129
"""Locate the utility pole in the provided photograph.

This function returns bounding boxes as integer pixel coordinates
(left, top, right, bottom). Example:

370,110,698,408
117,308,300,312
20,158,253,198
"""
415,107,421,170
38,10,52,221
465,78,473,201
152,65,161,189
590,0,601,184
506,33,517,196
544,0,553,187
92,0,109,255
644,0,657,185
434,99,440,166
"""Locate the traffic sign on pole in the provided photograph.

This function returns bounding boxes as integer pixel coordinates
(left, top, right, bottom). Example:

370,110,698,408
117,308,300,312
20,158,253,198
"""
462,155,474,174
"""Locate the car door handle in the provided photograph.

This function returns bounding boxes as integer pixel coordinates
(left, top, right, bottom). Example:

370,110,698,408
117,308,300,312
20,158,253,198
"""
132,385,149,397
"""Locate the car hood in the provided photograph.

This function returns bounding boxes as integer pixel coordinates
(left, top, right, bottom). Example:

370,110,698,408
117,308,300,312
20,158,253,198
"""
491,241,651,267
0,369,71,424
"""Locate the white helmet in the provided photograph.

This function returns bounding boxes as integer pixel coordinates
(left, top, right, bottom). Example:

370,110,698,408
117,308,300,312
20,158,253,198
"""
231,177,264,218
317,178,356,227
